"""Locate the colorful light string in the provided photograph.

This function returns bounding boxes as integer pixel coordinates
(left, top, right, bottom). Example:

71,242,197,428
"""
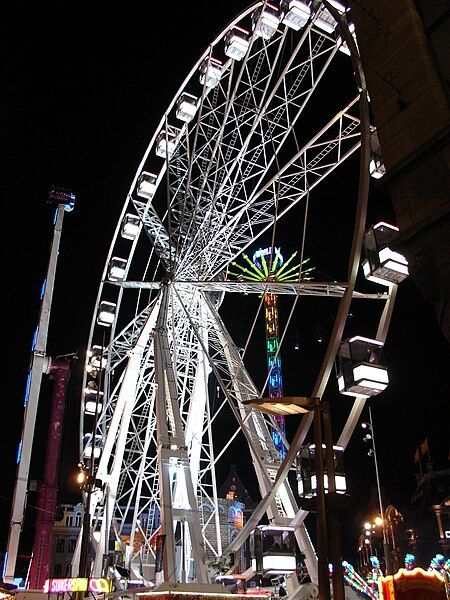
230,248,313,458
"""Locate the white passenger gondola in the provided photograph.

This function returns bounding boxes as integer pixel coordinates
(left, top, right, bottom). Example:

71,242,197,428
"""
84,388,103,415
224,27,250,61
199,57,223,88
280,1,310,31
107,257,127,282
86,345,106,371
97,301,116,327
136,171,157,199
297,444,347,498
252,4,281,40
363,222,409,285
82,434,103,459
251,525,297,575
337,336,388,398
120,213,140,241
155,128,181,159
176,93,199,122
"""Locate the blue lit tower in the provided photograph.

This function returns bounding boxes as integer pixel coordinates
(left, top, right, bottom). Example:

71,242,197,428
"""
230,247,312,458
4,187,75,582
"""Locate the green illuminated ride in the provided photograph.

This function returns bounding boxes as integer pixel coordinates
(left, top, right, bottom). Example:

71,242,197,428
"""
230,247,313,457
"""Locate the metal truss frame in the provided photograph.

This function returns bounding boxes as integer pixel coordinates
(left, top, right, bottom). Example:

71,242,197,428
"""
74,0,398,591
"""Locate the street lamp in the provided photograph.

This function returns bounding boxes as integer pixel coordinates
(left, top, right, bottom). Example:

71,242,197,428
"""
361,407,393,574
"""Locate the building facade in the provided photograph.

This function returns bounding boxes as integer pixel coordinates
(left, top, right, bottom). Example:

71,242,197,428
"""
50,503,83,577
349,0,450,341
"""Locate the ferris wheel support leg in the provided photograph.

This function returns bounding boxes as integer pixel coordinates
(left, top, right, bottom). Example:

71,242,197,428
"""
87,300,162,576
154,288,209,584
219,13,373,581
156,448,177,583
175,289,278,500
198,294,319,581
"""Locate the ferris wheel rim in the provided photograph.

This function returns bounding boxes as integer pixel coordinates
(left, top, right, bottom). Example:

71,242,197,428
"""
77,1,399,585
80,0,356,449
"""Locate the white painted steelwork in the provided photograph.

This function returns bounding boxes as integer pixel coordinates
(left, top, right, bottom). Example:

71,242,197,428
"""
4,199,73,582
75,0,399,590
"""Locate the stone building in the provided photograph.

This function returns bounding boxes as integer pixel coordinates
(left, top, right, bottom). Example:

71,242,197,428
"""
349,0,449,340
50,503,83,577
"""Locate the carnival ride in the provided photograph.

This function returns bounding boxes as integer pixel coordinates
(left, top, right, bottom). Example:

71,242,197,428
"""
230,248,313,458
72,0,408,591
28,355,75,589
4,188,75,584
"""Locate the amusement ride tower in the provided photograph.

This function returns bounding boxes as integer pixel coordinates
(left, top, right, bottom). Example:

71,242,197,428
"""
230,247,313,457
4,188,75,583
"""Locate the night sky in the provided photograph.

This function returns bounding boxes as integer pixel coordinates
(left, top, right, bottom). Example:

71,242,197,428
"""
4,1,449,567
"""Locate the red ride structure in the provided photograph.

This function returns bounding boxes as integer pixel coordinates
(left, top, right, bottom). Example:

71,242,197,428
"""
28,356,74,589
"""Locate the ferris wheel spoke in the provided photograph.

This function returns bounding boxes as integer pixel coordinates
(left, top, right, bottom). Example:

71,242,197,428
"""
176,23,339,275
174,286,310,528
182,289,319,575
192,97,361,277
187,30,289,224
132,200,174,269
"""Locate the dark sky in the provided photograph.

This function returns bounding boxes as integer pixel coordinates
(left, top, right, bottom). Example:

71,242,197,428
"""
4,0,449,566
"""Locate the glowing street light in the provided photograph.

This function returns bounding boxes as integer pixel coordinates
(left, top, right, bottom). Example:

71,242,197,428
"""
361,408,392,574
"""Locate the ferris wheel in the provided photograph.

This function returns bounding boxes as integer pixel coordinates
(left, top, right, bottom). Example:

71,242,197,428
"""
76,0,401,588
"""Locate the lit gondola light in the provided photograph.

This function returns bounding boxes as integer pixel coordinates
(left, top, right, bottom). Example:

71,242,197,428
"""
84,388,103,415
224,27,250,61
155,128,181,159
136,171,157,199
297,444,347,497
199,57,223,89
314,8,336,34
107,257,127,282
86,345,106,370
176,93,199,122
337,336,388,398
362,222,408,285
251,525,297,575
121,213,140,241
82,434,103,459
252,4,281,40
280,0,310,30
97,301,116,327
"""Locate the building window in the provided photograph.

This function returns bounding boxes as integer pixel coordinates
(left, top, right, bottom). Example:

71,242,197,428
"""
56,538,65,553
66,516,73,527
65,563,72,576
75,512,82,527
67,539,76,553
53,563,62,577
